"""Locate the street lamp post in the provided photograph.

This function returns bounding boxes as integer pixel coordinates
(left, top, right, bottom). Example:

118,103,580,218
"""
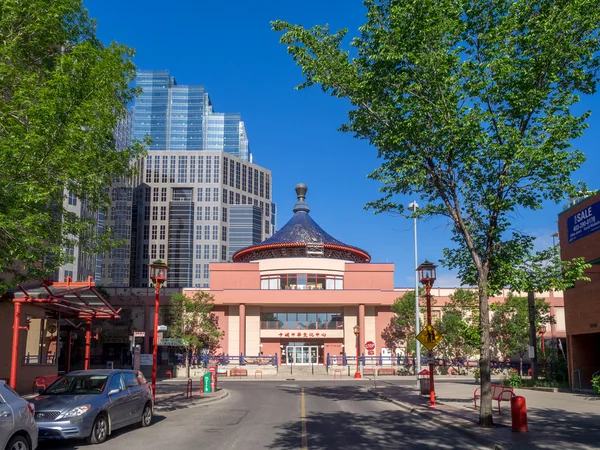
408,201,421,382
417,260,437,406
353,325,361,379
149,259,169,403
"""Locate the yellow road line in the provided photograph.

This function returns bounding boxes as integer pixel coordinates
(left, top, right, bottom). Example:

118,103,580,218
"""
301,387,308,450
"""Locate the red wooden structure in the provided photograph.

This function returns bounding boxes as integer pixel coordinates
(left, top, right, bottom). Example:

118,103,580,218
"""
3,276,120,390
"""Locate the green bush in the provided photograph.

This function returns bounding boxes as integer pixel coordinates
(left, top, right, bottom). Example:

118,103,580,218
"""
473,368,480,382
505,369,523,389
592,375,600,395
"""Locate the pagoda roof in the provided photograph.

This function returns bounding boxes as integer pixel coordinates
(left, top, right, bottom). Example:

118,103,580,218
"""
232,184,370,263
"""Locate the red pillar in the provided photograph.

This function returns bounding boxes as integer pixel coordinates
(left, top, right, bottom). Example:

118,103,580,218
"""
84,318,92,370
9,302,22,390
239,304,246,356
152,284,160,403
426,282,436,406
65,330,72,374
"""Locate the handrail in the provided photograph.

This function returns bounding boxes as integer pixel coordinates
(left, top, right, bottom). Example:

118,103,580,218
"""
571,370,582,392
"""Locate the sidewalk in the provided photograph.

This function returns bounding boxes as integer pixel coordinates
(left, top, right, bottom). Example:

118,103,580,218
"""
154,379,229,411
370,380,600,450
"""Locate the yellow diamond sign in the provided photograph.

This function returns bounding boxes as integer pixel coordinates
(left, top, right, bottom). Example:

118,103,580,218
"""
416,325,443,350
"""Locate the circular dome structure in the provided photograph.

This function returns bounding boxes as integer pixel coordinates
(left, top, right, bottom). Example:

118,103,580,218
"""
232,184,371,263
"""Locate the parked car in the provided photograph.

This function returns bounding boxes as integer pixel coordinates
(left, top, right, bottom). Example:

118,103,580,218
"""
31,370,153,444
0,380,38,450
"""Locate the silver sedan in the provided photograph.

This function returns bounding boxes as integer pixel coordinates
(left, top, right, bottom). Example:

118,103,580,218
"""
31,370,153,445
0,380,38,450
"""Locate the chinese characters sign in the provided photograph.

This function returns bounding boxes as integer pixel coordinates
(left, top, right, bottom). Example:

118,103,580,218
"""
278,332,326,338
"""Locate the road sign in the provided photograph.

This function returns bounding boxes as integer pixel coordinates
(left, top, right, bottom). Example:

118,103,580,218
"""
368,350,375,355
426,351,436,365
158,325,168,332
365,341,376,351
416,325,443,350
208,366,217,373
133,331,145,337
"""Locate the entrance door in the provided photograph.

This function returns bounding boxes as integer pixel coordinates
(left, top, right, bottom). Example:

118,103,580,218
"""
286,346,319,365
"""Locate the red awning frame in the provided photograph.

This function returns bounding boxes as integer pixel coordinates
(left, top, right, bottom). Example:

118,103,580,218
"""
2,276,120,391
6,276,121,319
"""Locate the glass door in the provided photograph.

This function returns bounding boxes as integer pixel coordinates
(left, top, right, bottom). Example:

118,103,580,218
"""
310,347,318,364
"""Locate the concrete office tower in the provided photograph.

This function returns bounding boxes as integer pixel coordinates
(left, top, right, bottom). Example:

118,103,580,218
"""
56,114,134,285
130,151,274,288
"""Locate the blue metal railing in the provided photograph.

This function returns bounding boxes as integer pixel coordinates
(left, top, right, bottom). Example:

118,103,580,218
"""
325,353,512,372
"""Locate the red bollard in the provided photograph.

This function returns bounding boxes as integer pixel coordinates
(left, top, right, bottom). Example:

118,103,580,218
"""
511,396,528,432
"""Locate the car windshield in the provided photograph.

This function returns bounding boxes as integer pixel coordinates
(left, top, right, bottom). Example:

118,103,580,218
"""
43,375,109,395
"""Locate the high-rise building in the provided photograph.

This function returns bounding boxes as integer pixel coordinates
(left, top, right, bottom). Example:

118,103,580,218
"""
129,151,274,288
127,70,275,288
55,114,133,286
132,70,249,160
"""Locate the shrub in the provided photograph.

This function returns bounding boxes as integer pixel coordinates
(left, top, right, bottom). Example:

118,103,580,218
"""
592,375,600,395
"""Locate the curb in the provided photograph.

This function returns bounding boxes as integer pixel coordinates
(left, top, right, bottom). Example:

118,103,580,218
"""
155,389,230,412
368,388,511,450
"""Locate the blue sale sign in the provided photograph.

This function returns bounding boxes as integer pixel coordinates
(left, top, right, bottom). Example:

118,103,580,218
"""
567,200,600,243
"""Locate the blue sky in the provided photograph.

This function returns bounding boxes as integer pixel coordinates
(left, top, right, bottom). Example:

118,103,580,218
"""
86,0,599,288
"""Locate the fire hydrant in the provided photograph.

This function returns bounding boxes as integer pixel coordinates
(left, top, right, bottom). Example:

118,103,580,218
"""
510,395,528,432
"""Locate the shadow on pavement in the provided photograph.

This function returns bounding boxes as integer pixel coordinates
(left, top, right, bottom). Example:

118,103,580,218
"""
38,415,167,449
265,409,480,450
277,385,375,403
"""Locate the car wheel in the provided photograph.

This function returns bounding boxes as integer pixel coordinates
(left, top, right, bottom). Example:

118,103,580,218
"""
6,435,29,450
87,414,108,444
140,402,153,427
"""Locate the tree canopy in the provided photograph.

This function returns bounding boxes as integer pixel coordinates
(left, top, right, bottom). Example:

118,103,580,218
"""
273,0,600,425
0,0,145,293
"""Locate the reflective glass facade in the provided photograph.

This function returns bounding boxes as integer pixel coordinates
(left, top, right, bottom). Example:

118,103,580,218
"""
132,70,250,160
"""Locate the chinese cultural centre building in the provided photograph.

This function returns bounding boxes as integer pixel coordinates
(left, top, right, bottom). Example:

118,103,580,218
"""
182,184,568,367
558,192,600,389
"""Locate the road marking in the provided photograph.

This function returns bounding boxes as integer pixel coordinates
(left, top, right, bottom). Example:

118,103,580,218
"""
301,387,308,450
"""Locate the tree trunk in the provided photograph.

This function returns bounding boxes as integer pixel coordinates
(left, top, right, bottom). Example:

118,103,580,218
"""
520,357,523,377
478,282,494,427
527,291,538,381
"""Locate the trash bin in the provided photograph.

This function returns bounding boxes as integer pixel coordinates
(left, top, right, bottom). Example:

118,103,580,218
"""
418,369,430,395
202,372,211,394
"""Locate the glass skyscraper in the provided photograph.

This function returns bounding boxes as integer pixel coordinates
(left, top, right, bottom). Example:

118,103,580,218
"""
128,70,274,288
132,70,249,160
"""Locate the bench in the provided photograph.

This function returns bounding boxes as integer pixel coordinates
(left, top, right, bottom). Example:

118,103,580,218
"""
473,384,514,414
230,368,248,379
363,368,375,376
32,375,61,394
377,368,396,376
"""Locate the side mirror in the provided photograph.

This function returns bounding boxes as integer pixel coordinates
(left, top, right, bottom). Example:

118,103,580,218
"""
108,389,120,396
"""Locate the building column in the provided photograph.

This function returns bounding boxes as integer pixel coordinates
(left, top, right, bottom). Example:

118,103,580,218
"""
549,305,557,339
239,303,246,356
358,304,365,357
9,302,22,390
65,331,72,374
84,318,92,370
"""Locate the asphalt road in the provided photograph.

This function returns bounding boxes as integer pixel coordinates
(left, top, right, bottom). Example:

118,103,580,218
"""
38,381,484,449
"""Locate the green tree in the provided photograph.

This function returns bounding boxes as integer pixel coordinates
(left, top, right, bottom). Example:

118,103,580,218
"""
0,0,146,294
491,295,554,376
381,290,430,360
167,291,224,356
272,0,600,425
437,290,480,363
506,246,590,380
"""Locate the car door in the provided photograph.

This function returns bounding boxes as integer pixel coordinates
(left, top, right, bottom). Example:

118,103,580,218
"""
0,388,15,450
105,373,130,430
121,372,143,422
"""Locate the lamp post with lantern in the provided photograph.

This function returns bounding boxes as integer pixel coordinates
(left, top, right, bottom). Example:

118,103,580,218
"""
353,325,361,378
417,260,437,406
149,259,169,403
